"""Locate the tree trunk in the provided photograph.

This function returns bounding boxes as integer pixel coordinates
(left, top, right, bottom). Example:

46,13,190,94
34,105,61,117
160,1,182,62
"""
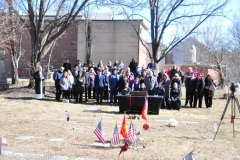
10,61,19,85
86,19,92,65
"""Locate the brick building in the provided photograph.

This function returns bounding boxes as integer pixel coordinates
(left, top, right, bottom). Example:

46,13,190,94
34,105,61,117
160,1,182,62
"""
4,19,151,77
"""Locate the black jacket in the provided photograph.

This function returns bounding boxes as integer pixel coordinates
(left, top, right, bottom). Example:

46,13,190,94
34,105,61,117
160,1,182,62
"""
63,63,71,71
170,88,180,100
194,79,205,96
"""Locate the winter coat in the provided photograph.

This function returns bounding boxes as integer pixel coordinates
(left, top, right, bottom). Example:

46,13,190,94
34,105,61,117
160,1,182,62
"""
161,79,171,98
155,87,165,96
74,76,85,92
204,80,215,97
170,88,181,100
89,73,95,88
109,74,119,89
54,70,63,86
194,79,205,97
59,78,70,91
118,76,129,92
144,76,158,91
129,61,138,72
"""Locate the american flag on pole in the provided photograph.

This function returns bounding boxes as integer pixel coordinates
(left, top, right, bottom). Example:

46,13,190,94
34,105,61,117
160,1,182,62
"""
127,121,136,143
183,150,195,160
111,123,120,146
94,120,105,144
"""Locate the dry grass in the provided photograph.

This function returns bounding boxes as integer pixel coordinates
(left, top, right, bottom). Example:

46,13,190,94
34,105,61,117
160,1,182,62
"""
0,79,240,160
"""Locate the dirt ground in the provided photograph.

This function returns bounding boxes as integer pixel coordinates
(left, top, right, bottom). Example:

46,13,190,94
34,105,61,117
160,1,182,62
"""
0,79,240,160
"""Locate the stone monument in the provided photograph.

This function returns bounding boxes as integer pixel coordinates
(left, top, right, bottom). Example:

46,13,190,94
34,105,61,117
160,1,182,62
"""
0,51,10,91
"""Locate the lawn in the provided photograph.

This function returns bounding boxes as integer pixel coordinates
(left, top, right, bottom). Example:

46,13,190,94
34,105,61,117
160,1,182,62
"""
0,79,240,160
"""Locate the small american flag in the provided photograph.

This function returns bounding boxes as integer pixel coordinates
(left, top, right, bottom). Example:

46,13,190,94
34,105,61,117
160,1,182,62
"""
183,150,195,160
127,121,136,142
111,123,120,146
94,120,105,144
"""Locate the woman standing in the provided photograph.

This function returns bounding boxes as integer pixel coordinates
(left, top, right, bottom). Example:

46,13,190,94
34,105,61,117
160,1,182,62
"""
194,74,205,108
118,72,129,93
161,73,171,108
204,74,215,108
128,58,138,74
88,68,96,99
60,71,70,103
75,70,85,103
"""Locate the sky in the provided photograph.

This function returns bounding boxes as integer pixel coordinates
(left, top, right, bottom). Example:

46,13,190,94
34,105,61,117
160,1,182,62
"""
100,0,240,43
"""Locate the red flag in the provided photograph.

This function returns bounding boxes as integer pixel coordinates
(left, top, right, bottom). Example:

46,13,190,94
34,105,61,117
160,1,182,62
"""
127,121,136,142
93,120,105,144
111,123,120,146
141,98,148,121
120,115,128,139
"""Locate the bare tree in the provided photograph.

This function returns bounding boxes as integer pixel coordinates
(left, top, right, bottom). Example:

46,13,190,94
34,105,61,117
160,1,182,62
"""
195,25,234,87
10,0,101,88
114,0,229,63
0,0,26,84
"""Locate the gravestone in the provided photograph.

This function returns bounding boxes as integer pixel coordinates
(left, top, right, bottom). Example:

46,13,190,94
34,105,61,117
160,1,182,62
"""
0,51,9,91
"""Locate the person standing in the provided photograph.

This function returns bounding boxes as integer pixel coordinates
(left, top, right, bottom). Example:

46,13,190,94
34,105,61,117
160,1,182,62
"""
128,58,138,74
147,59,157,76
88,68,96,99
161,73,171,108
109,69,119,104
107,61,113,73
204,74,215,108
188,72,196,108
117,60,125,70
94,69,106,104
118,72,129,94
67,70,74,100
75,70,85,103
83,67,90,102
176,66,184,84
63,58,71,72
170,65,177,80
34,66,45,100
60,71,70,103
54,67,64,101
184,67,193,106
194,74,205,108
144,71,158,95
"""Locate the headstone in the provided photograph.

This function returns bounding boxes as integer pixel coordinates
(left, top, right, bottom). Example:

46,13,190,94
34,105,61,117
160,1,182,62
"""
48,138,64,142
92,143,110,148
181,121,199,124
0,137,8,155
16,136,34,140
50,155,69,160
75,158,99,160
0,51,9,91
84,108,102,113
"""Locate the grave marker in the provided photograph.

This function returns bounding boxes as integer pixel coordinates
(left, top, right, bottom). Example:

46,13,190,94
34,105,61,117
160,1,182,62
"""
0,137,8,155
0,51,9,91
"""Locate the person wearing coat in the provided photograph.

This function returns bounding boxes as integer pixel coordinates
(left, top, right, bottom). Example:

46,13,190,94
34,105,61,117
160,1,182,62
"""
88,68,96,99
194,74,205,108
204,74,215,108
59,71,70,103
128,58,138,73
118,72,129,94
161,73,171,107
75,70,85,103
34,66,45,100
144,71,158,95
63,58,71,72
170,73,182,95
82,67,90,102
188,72,197,108
147,59,157,76
53,66,64,101
94,69,106,104
154,82,166,108
170,83,181,110
109,69,119,103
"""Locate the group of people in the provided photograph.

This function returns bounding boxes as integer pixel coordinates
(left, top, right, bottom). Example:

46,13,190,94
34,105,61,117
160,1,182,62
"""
33,58,216,110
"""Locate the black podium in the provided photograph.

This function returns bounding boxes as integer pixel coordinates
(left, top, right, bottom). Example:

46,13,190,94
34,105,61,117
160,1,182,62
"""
117,95,163,115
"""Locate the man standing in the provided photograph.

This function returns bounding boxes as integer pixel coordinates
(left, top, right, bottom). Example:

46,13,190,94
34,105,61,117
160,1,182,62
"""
83,67,90,102
144,71,158,95
184,67,193,106
147,59,157,76
34,66,45,100
188,72,197,108
54,67,64,101
94,69,105,104
63,58,71,71
109,69,119,104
